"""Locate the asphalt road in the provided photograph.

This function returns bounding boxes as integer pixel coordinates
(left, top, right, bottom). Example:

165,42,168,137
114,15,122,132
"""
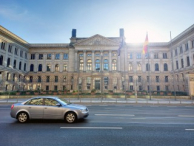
0,104,194,146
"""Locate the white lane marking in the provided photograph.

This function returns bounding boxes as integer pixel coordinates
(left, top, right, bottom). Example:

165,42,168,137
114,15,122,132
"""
185,129,194,131
99,105,108,106
95,114,134,116
178,115,194,117
60,127,122,130
167,106,177,107
131,118,146,119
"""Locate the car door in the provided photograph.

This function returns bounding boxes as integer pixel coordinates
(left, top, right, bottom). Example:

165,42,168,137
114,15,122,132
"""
43,98,64,119
24,98,44,119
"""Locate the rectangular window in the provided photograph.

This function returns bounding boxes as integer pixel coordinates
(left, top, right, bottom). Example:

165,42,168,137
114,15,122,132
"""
46,76,50,82
165,76,168,82
31,54,35,60
147,86,150,91
139,86,142,91
181,59,184,68
163,53,167,59
39,54,43,60
46,86,49,91
55,76,58,82
175,49,178,56
165,86,169,91
138,76,141,82
95,54,100,57
87,77,91,90
20,50,23,57
104,77,108,90
25,52,27,59
176,60,179,69
87,54,92,57
129,76,133,82
147,76,150,82
47,65,51,71
63,64,67,71
129,85,133,90
187,56,190,66
63,76,66,82
8,45,12,53
185,43,189,51
47,54,51,59
156,76,159,82
103,53,108,56
154,53,158,59
29,76,33,83
54,86,58,91
136,53,141,59
128,53,133,59
38,76,41,82
180,46,183,54
63,86,66,91
14,48,18,55
1,42,5,50
63,53,68,59
157,86,160,91
55,53,60,60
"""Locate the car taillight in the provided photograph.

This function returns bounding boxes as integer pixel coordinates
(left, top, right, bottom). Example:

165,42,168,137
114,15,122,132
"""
11,104,14,109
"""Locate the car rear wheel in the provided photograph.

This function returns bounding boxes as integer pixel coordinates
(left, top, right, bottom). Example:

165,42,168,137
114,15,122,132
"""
65,112,76,123
17,112,28,123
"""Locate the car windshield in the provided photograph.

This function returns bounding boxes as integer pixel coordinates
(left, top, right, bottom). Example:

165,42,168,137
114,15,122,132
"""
57,98,71,105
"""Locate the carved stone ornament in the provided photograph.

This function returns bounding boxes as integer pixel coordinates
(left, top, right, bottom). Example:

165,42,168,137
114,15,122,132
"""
75,35,118,46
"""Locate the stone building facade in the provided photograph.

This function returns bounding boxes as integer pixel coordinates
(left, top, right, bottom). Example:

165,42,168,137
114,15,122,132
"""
0,25,194,95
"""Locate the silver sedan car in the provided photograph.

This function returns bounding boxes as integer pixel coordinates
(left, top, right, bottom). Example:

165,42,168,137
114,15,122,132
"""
10,96,89,123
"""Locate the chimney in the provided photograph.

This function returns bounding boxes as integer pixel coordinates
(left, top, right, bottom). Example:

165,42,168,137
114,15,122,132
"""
120,28,124,37
72,29,76,38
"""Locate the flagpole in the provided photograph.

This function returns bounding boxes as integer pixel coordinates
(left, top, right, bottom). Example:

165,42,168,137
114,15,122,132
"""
170,31,177,100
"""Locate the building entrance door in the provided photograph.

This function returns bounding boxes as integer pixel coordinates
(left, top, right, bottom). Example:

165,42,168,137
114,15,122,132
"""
95,80,100,90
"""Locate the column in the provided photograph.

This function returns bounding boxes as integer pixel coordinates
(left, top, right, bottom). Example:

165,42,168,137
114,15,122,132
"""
83,50,86,71
11,46,15,69
51,53,55,72
101,51,103,71
92,51,95,71
188,41,193,66
109,51,112,71
4,42,9,67
75,51,78,71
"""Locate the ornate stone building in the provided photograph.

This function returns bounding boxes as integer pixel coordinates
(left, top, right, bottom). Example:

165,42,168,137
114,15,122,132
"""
0,25,194,95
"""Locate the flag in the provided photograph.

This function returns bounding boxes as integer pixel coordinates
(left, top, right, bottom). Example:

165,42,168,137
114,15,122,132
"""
117,37,124,56
142,33,148,55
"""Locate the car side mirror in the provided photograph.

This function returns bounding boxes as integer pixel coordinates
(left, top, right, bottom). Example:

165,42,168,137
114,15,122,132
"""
56,103,61,107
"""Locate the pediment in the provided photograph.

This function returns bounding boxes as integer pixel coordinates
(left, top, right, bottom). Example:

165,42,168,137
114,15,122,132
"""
75,35,118,46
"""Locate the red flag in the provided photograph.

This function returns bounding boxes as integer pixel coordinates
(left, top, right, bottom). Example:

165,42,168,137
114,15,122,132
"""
142,33,148,54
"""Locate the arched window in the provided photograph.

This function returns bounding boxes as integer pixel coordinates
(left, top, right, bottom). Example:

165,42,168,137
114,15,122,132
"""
128,63,132,71
13,60,16,69
38,64,42,71
19,62,22,70
55,64,59,71
155,63,159,71
79,59,84,70
7,58,10,67
47,64,51,71
95,59,100,71
164,63,168,71
0,55,3,65
146,63,150,71
87,59,92,70
112,59,117,70
30,64,34,72
103,59,108,70
137,63,142,71
24,63,26,71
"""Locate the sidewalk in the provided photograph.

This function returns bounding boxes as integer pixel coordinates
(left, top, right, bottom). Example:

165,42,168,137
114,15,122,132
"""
0,97,193,105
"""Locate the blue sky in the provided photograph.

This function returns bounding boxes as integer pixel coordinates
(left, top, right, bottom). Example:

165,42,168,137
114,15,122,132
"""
0,0,193,43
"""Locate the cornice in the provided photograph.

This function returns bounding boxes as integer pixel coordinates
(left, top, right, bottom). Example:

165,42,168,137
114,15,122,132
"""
29,43,69,48
0,25,29,46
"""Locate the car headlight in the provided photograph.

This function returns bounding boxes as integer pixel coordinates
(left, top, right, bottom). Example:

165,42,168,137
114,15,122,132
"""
80,109,88,113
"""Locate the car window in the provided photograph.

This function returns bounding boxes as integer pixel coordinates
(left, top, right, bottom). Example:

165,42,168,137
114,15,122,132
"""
44,98,59,106
25,98,43,105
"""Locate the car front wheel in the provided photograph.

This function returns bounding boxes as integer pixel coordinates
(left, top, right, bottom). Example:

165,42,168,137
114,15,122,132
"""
65,112,76,123
17,112,28,123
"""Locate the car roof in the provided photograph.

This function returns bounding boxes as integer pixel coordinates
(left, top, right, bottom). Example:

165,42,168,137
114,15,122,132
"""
31,96,59,99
